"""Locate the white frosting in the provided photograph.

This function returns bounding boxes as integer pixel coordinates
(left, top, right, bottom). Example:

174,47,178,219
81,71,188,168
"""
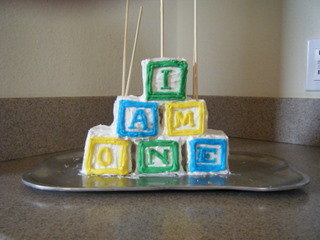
194,129,228,140
86,125,116,138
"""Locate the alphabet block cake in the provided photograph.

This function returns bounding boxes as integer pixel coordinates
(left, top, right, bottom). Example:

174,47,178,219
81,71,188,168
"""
82,57,229,176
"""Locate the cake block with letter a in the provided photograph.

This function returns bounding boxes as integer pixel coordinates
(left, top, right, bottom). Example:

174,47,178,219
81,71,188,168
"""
116,98,159,138
136,139,183,174
165,100,207,136
82,125,132,176
142,57,188,101
187,129,229,174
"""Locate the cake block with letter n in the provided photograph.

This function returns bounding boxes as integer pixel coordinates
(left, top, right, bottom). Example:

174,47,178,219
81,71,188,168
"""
82,127,132,176
116,99,159,138
142,57,188,101
136,139,183,174
165,100,207,136
187,130,229,174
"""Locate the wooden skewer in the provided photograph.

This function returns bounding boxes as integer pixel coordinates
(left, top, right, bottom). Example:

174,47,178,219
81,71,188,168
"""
193,0,198,100
160,0,164,57
122,0,130,96
125,6,143,96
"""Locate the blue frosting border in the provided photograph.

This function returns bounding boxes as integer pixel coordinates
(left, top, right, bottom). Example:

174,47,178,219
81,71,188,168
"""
117,100,158,137
189,138,227,173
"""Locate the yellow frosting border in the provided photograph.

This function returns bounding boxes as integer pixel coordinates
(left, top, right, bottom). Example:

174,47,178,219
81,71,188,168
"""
83,137,130,176
165,101,206,136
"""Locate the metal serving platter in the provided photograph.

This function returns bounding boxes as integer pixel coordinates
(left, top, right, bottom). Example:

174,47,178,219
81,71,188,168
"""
22,151,310,192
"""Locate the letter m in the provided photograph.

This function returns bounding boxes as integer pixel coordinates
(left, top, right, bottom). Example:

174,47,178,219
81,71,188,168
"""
173,111,196,128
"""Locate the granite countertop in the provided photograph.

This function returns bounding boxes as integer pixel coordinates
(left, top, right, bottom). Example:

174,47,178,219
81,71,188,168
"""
1,138,319,240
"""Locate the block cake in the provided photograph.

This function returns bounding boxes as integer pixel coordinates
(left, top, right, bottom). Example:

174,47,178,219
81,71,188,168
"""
81,57,229,176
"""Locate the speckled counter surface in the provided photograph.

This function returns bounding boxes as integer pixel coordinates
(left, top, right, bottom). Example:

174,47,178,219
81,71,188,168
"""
1,138,319,240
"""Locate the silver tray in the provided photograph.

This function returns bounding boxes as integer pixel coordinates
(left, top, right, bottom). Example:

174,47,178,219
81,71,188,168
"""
21,151,310,192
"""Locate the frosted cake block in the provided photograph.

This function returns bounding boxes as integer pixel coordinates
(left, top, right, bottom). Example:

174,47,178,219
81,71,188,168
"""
137,140,181,174
187,136,228,174
117,100,159,138
83,137,131,176
165,101,207,136
142,58,188,101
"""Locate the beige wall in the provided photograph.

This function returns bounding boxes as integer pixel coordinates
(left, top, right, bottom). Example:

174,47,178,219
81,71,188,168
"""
280,0,320,98
178,0,320,98
0,0,177,97
1,0,320,98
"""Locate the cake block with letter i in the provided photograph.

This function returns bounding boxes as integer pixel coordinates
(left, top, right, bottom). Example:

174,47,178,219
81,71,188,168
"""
136,139,184,175
82,125,132,176
116,98,159,138
187,130,229,175
165,100,207,136
141,57,188,101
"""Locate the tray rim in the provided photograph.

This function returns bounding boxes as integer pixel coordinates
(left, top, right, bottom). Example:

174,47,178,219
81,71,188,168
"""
21,151,311,192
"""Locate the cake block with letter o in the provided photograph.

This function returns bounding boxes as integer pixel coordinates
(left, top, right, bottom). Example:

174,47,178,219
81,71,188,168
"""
116,98,159,138
187,129,229,174
136,139,183,174
141,57,188,101
165,100,207,136
82,125,132,176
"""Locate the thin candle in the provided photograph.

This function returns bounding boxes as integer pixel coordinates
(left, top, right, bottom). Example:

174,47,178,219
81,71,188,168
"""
160,0,164,57
122,0,130,96
125,6,143,96
193,0,198,100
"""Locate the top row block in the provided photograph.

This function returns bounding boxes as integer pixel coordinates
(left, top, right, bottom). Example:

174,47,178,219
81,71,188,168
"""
142,58,188,101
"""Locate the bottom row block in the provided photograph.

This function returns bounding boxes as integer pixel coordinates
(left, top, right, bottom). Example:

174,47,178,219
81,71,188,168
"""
82,135,228,176
83,137,131,176
137,140,181,174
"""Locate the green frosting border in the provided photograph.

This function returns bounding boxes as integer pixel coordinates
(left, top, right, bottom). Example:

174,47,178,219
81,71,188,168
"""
146,60,188,101
137,140,180,174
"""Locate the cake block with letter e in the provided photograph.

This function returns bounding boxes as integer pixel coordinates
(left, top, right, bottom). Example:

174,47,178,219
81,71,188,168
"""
82,125,132,176
142,57,188,101
136,139,183,174
165,100,207,136
116,98,159,138
187,130,229,174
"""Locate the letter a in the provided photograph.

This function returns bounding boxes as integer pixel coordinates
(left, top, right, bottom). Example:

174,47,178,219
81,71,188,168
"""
128,109,150,130
173,111,196,128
